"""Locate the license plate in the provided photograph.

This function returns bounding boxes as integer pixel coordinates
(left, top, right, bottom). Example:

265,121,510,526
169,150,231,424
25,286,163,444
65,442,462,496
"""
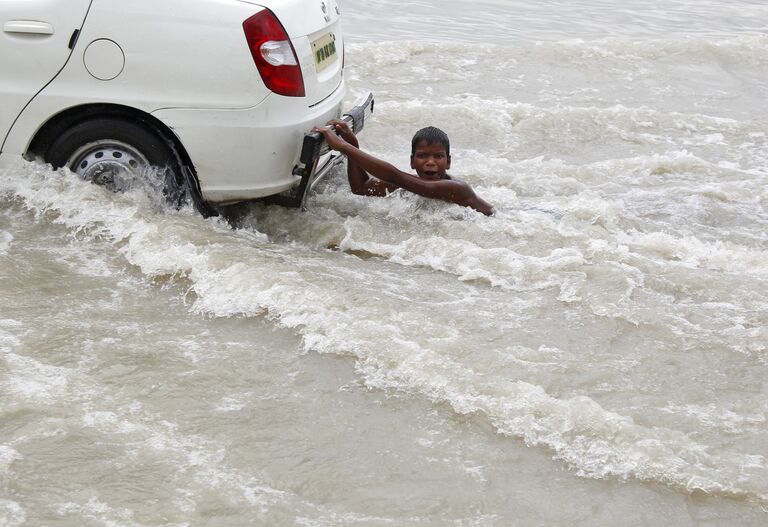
311,32,337,73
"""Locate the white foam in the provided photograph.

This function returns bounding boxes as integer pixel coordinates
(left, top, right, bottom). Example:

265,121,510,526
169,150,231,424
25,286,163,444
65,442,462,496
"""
0,321,22,350
82,411,140,434
0,445,22,473
0,231,12,255
56,497,144,527
337,218,585,291
621,230,768,275
660,403,766,435
2,352,72,405
348,35,768,66
214,395,250,413
51,245,115,278
0,500,26,527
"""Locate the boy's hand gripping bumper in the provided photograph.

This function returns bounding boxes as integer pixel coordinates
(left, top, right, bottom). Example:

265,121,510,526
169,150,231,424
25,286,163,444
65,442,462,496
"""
268,92,374,209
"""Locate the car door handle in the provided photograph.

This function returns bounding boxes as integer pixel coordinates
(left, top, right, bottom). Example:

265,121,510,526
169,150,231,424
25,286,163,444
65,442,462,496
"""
3,20,54,35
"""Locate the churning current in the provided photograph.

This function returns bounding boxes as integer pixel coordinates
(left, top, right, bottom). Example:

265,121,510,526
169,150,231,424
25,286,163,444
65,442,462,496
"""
1,1,767,525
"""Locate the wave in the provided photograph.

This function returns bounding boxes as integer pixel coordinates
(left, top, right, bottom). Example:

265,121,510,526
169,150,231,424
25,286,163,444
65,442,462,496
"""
2,165,767,502
620,230,768,275
348,35,768,70
363,97,766,165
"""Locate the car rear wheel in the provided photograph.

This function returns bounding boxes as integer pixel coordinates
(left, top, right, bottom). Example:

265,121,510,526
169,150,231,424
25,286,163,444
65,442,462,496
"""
45,118,187,206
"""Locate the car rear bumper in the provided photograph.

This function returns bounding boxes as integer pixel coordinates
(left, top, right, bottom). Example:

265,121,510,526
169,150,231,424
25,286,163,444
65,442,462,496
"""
152,79,345,204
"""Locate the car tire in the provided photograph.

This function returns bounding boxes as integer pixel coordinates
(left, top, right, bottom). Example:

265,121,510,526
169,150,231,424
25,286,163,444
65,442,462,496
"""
45,117,188,206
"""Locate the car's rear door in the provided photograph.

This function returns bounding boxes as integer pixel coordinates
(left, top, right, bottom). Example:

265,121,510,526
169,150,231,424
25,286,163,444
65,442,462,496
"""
0,0,93,151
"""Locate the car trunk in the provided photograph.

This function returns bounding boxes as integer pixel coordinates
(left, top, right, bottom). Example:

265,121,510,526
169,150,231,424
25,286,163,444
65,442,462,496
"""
238,0,344,106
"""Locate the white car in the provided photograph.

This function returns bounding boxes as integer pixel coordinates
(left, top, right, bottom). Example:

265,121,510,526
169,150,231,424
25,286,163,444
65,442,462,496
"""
0,0,369,214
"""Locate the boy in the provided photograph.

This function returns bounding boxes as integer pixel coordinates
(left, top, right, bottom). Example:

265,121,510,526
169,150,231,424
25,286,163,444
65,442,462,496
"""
313,120,494,215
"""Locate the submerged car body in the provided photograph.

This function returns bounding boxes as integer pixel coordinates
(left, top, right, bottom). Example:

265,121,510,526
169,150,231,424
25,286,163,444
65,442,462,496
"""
0,0,347,209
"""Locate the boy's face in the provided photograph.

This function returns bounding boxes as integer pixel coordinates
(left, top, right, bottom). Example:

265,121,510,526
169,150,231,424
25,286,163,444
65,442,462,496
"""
410,141,451,180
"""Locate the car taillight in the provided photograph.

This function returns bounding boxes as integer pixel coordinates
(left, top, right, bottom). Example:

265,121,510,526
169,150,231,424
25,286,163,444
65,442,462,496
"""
242,9,305,97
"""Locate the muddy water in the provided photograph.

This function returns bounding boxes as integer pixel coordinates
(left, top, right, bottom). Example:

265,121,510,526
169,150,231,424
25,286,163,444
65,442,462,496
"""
1,1,767,525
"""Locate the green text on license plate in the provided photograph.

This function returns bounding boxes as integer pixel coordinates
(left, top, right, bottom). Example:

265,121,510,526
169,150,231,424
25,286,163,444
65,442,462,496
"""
311,33,337,73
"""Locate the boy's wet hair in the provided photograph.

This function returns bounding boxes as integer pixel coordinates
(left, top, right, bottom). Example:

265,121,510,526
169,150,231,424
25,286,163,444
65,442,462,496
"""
411,126,450,157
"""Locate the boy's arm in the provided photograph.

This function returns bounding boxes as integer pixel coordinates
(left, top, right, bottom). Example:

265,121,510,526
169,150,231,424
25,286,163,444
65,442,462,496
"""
326,120,398,197
316,124,434,191
399,177,494,216
314,125,494,215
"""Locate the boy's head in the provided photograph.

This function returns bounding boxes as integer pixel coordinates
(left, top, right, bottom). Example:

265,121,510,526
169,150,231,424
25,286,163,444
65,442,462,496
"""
411,126,450,157
410,126,451,180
